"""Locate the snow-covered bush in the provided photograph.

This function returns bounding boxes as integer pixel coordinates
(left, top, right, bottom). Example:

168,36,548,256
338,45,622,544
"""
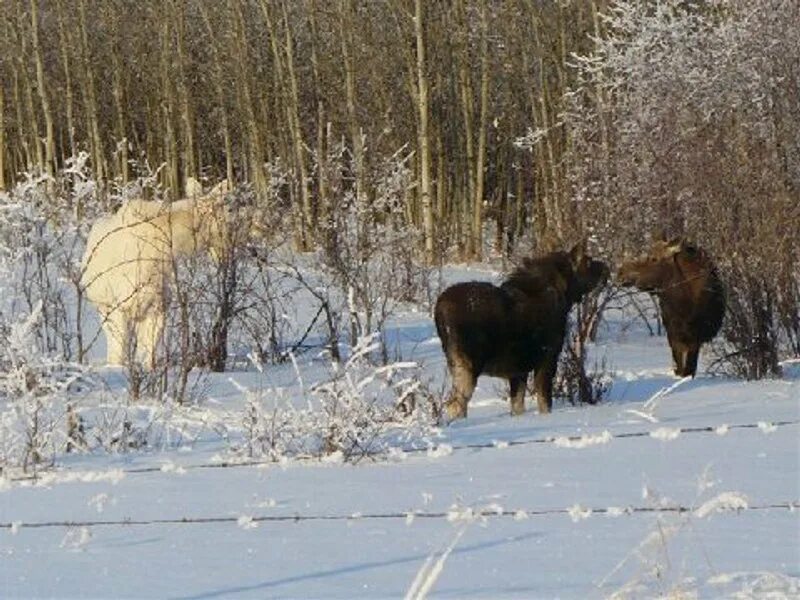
235,383,310,461
317,143,442,361
554,343,612,407
310,334,439,461
0,172,87,361
0,165,99,473
87,393,227,454
230,334,440,463
554,285,614,406
172,181,296,373
0,304,88,474
564,0,800,377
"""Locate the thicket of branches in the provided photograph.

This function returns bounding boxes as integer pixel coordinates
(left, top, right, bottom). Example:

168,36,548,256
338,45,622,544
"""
565,0,800,377
0,0,797,378
0,0,611,260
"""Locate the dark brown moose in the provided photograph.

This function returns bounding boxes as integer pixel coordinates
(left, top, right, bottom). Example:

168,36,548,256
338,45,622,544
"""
435,243,609,421
617,238,725,378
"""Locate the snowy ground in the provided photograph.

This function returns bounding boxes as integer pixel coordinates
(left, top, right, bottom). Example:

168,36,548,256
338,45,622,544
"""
1,270,799,599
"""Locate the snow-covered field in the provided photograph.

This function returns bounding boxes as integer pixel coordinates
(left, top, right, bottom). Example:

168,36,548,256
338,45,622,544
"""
2,269,798,599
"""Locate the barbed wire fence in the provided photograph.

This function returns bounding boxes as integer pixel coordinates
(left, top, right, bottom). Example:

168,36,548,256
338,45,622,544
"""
2,500,797,532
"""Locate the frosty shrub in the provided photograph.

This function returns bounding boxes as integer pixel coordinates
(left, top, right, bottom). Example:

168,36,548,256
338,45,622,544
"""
564,0,800,378
554,284,614,406
174,182,294,373
157,185,260,400
0,307,227,467
230,334,440,463
554,343,612,408
0,304,88,474
235,383,310,462
0,162,98,362
311,334,438,461
709,269,783,379
87,392,227,454
277,257,345,363
317,142,442,361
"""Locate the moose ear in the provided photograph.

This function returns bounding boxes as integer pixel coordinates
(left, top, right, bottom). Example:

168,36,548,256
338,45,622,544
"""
666,236,683,255
185,177,203,198
569,240,587,263
209,179,231,198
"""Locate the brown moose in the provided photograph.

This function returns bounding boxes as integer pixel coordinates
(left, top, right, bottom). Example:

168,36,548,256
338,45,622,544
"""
435,243,609,420
617,237,725,378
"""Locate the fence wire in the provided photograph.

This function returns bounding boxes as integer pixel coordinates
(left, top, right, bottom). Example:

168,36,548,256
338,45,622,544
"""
2,501,798,531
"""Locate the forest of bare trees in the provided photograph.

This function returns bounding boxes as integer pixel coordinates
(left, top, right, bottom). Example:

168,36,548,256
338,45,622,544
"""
0,0,620,254
0,0,798,380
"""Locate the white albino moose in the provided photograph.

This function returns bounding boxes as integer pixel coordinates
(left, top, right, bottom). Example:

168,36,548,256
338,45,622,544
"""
81,179,231,366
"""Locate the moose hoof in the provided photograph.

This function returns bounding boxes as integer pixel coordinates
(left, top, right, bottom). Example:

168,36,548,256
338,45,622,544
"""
673,367,696,378
445,399,468,422
510,402,525,416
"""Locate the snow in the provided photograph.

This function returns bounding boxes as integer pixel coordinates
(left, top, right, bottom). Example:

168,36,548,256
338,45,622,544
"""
567,504,593,522
1,274,799,598
426,444,453,458
649,427,681,441
553,430,613,448
694,492,749,519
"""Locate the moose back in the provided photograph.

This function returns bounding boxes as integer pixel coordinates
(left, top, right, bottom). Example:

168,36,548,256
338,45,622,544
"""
435,243,608,420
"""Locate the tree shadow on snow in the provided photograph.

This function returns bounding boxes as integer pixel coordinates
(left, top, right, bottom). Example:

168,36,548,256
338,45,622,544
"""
605,371,720,406
173,530,543,600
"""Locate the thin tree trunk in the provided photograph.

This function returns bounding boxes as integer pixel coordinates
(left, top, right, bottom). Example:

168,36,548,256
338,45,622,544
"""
160,15,179,198
198,4,234,186
456,0,476,259
30,0,55,181
14,5,44,175
529,9,558,243
11,56,32,173
109,8,129,184
309,1,329,242
339,0,365,203
260,0,310,250
55,0,77,160
229,0,267,195
514,164,524,249
282,0,312,248
0,84,5,190
591,0,610,180
436,129,446,232
415,0,434,263
472,0,490,261
174,0,196,185
78,0,105,185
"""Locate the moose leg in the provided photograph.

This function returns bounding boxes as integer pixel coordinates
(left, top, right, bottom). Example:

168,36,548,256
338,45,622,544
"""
509,374,528,416
670,345,682,375
445,358,476,421
682,346,700,378
533,351,559,414
137,311,165,370
670,341,698,378
103,311,129,366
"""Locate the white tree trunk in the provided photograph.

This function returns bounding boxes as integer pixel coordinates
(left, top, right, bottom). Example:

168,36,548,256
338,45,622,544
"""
415,0,434,263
